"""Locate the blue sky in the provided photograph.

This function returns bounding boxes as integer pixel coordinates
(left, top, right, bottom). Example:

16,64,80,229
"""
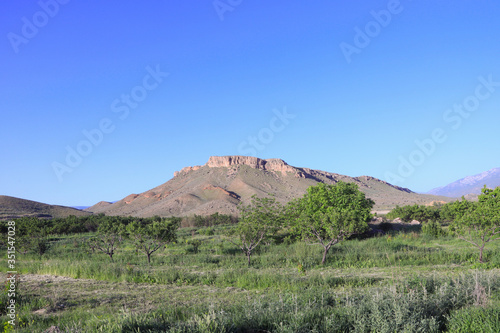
1,0,500,206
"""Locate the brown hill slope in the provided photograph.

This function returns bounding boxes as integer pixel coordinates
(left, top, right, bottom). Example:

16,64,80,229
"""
0,195,91,220
86,156,453,217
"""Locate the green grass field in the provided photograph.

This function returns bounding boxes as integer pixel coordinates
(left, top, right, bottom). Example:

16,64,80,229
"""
2,225,500,332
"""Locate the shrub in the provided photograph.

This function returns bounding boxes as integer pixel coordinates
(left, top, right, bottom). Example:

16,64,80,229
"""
422,220,446,238
191,213,238,227
197,227,215,236
186,239,202,254
387,204,441,223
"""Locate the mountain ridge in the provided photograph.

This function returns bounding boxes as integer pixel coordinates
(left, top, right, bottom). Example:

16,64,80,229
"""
428,167,500,198
86,155,452,217
0,195,91,220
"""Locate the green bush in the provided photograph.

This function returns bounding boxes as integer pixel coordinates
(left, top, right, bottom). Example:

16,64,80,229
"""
191,213,238,227
387,204,441,223
185,239,202,254
197,227,215,236
422,220,446,238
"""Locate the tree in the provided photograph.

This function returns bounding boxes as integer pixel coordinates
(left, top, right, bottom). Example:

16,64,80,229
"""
14,217,51,256
440,197,475,222
290,182,374,265
88,217,125,262
227,195,283,266
387,204,440,223
421,220,446,238
452,186,500,263
127,217,180,264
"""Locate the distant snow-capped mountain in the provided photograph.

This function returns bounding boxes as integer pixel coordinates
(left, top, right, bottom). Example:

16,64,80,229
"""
428,167,500,197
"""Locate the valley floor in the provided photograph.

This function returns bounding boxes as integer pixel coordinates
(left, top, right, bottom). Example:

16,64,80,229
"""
2,226,500,332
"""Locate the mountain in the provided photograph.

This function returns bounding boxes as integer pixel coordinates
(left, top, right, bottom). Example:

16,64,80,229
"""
428,167,500,198
86,156,452,217
72,206,91,210
0,195,91,220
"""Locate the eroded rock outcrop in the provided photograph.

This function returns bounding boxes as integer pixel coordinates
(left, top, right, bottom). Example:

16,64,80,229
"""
203,184,240,200
124,194,139,204
174,165,202,177
206,156,304,176
207,156,266,169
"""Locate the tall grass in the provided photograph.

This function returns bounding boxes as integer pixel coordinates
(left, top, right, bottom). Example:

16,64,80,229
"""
447,307,500,332
4,226,500,332
9,271,500,332
18,231,500,284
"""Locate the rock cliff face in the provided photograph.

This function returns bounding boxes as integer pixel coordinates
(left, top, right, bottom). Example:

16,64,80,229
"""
207,156,266,169
174,165,202,177
206,156,304,176
174,156,305,177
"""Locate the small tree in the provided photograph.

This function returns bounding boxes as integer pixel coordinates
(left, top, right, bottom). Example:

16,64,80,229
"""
452,186,500,263
387,204,440,223
127,217,180,264
227,195,283,266
88,218,125,262
15,217,51,256
440,197,475,222
421,220,446,238
290,182,374,265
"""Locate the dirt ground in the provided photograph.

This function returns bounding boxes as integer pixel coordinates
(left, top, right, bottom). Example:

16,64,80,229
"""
5,273,249,317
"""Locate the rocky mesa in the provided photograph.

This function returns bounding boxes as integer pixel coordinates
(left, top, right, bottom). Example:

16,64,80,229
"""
86,155,453,217
174,156,305,178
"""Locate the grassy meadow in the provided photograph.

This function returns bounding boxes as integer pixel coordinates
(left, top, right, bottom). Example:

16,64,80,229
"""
2,223,500,332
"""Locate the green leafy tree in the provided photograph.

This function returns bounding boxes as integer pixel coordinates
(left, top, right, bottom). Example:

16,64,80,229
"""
451,186,500,263
421,220,446,238
440,197,475,222
14,217,51,255
193,212,237,227
227,195,283,266
127,217,180,264
387,204,440,223
88,217,126,261
290,182,374,265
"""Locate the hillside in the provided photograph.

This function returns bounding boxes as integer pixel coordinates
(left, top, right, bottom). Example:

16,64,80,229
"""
0,195,91,220
86,156,453,217
428,167,500,197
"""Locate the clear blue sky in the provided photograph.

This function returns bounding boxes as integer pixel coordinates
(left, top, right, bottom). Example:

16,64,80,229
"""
1,1,500,206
